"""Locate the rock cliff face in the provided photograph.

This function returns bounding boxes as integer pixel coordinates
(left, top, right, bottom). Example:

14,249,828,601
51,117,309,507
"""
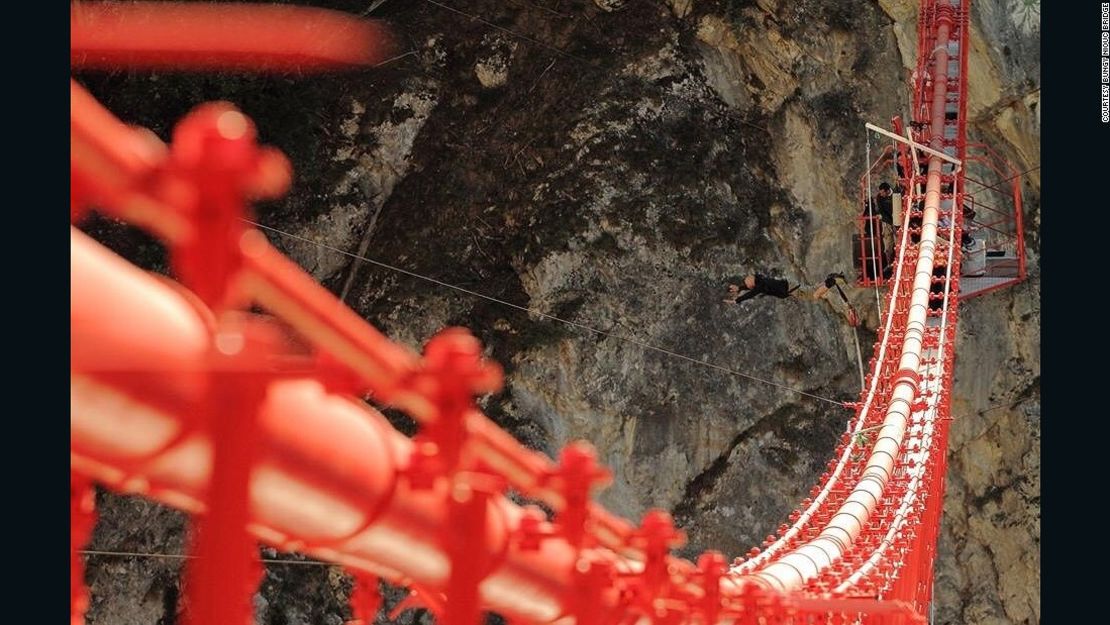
76,1,1038,623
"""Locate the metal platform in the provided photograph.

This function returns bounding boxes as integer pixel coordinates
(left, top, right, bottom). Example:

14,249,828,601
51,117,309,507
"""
960,255,1022,298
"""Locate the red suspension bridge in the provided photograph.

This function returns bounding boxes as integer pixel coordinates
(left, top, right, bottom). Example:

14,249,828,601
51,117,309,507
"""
70,2,1025,624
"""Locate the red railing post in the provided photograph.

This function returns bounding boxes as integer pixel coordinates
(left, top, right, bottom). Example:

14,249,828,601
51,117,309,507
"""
347,573,382,625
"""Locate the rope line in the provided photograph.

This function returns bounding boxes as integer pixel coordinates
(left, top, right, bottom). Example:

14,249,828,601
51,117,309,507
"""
374,50,419,68
243,219,846,406
79,549,333,567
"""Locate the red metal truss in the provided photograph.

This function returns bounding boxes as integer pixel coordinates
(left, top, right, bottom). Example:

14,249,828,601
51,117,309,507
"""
71,2,992,624
855,0,1025,298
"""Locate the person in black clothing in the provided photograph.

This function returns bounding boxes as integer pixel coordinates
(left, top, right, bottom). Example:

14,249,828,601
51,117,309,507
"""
938,205,978,251
960,203,977,249
724,272,860,325
861,182,896,276
724,273,797,304
865,182,895,227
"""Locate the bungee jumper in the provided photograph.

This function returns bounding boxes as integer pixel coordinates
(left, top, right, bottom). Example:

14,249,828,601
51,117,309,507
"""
723,273,799,305
724,272,859,327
